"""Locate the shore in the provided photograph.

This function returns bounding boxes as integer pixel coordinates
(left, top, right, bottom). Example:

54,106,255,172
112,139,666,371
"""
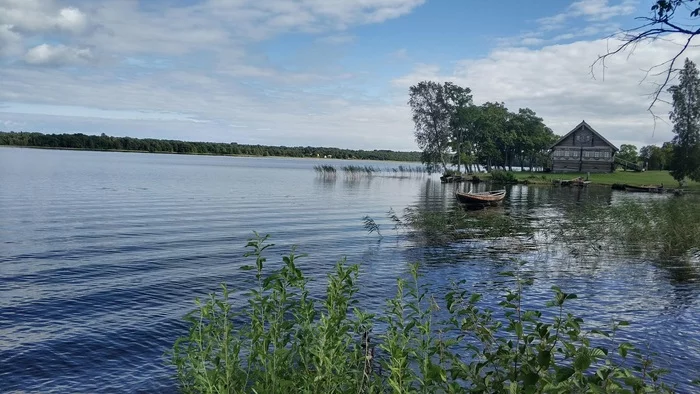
0,145,422,163
485,170,700,190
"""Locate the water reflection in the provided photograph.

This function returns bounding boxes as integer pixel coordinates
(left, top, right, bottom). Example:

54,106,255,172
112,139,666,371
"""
402,182,700,391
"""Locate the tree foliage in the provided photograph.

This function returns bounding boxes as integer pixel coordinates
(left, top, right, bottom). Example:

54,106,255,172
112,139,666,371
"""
640,143,674,170
408,81,462,172
616,144,639,167
668,58,700,182
0,131,422,162
409,81,556,174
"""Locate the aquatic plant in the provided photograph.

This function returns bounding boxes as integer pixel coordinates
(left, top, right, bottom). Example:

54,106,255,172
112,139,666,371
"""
343,165,380,176
362,215,382,239
550,195,700,258
397,206,533,245
171,233,675,394
313,165,337,175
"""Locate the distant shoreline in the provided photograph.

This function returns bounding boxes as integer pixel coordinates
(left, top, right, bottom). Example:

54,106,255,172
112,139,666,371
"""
0,131,422,162
0,145,422,163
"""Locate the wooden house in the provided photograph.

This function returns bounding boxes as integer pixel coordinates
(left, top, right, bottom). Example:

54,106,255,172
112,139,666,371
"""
549,121,618,173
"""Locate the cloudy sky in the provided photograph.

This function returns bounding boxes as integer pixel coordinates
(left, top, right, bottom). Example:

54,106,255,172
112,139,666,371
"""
1,0,699,150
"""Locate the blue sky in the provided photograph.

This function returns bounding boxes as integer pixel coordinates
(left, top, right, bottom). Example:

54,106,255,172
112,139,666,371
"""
0,0,696,150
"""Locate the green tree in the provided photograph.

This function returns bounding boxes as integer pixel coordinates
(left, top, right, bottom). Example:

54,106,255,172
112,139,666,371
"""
668,58,700,183
444,82,473,173
408,81,453,173
616,144,639,170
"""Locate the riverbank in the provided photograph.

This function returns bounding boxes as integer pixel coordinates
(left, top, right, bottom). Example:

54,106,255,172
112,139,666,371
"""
483,170,700,190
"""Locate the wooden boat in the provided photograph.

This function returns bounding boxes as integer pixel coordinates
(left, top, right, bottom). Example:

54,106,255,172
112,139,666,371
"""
554,177,591,187
624,184,664,193
455,190,506,206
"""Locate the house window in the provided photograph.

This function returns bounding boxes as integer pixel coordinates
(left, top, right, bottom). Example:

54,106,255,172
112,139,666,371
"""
594,151,600,158
583,151,589,158
572,150,579,158
565,150,570,157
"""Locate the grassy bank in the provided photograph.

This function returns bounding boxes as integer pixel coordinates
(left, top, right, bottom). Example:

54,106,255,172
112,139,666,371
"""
484,170,700,189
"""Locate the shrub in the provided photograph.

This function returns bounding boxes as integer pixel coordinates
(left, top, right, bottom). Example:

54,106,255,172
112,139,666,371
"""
171,234,674,394
489,169,518,183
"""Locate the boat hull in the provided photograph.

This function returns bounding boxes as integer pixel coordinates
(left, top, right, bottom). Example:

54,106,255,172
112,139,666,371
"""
624,185,664,193
455,190,506,206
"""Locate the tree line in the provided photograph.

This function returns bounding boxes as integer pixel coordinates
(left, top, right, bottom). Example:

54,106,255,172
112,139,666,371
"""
0,131,422,162
408,81,558,173
614,58,700,183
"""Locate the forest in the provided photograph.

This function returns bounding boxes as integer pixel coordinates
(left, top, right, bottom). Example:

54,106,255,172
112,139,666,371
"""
0,131,422,162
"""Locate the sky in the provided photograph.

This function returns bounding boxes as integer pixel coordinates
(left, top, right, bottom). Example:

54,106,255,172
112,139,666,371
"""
1,0,700,151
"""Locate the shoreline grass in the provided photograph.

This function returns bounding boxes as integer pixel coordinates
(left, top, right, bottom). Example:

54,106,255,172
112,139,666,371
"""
482,170,700,190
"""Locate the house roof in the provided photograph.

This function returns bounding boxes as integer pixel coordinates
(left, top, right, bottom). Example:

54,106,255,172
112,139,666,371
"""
549,120,619,152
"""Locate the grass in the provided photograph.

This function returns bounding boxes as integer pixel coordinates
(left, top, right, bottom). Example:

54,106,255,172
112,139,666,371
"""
171,233,678,394
494,170,700,189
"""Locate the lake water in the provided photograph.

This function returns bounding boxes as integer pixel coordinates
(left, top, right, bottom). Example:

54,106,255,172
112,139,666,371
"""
1,147,698,393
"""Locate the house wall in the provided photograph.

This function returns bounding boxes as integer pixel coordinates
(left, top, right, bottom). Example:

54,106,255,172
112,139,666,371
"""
549,124,616,173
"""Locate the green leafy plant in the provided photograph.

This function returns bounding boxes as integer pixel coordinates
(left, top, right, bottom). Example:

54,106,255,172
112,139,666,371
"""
489,169,518,183
171,234,677,394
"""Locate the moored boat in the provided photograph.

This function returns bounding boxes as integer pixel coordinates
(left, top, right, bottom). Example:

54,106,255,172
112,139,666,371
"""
624,184,664,193
455,189,506,206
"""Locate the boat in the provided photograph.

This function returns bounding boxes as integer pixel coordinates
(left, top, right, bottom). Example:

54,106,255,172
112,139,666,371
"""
455,189,506,206
624,184,664,193
554,177,591,187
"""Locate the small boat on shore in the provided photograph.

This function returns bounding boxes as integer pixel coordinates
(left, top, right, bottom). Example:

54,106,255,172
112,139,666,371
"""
455,189,506,206
624,184,664,193
554,177,591,187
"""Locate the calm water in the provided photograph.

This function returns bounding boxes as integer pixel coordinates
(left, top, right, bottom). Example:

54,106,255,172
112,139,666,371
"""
1,147,698,393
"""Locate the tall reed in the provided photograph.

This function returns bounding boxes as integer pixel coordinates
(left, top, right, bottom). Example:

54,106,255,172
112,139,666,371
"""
313,165,337,175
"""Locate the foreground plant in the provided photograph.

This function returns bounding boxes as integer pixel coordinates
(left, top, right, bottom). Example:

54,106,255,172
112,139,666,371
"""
171,234,675,393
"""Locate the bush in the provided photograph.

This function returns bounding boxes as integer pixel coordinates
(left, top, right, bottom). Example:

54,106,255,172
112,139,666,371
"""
489,169,518,183
171,234,673,394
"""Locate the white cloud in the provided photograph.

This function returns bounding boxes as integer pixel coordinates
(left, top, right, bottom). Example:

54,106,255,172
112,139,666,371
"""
503,0,634,48
0,0,87,34
0,23,22,56
538,0,636,29
24,43,93,66
392,35,700,148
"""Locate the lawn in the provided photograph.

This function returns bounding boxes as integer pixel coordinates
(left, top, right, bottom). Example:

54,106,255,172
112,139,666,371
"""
505,170,700,189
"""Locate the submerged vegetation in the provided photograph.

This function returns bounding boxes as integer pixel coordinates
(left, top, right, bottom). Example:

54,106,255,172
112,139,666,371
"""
552,196,700,258
398,192,700,259
172,233,675,393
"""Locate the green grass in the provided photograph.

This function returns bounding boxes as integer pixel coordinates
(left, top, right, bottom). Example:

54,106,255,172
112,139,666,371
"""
494,170,700,189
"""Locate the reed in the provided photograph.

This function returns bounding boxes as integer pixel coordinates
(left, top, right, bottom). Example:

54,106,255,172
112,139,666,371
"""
342,165,380,175
313,165,337,175
550,195,700,258
171,233,675,393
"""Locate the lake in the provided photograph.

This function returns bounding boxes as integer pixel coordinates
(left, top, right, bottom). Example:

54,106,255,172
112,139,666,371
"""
1,147,698,393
